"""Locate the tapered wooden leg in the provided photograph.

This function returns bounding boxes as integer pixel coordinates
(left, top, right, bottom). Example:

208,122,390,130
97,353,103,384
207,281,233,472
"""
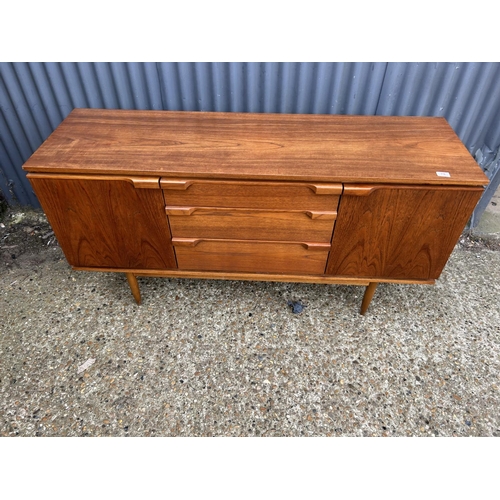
360,282,378,315
126,273,141,304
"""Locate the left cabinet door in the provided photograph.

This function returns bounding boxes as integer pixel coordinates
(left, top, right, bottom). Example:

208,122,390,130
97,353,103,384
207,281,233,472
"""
28,175,177,270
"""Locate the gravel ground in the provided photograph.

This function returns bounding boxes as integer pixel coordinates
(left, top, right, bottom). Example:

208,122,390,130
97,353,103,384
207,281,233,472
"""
1,208,499,437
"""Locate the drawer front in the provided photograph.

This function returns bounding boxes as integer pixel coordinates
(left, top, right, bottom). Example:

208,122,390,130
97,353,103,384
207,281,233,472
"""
166,206,337,242
161,178,342,211
172,238,331,275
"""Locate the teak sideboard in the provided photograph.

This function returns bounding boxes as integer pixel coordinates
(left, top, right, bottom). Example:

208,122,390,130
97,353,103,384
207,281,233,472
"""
23,109,488,314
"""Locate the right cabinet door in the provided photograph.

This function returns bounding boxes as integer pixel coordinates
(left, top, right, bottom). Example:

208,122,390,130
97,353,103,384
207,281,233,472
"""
326,184,483,281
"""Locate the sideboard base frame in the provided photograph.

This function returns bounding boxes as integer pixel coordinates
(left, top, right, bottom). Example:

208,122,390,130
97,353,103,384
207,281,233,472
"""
73,267,436,315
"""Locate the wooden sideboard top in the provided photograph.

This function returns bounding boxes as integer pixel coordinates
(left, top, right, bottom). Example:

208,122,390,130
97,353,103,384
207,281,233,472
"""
23,108,488,186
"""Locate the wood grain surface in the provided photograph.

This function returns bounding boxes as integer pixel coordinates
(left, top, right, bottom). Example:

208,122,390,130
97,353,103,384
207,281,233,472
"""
28,175,177,269
326,185,483,280
167,207,337,242
23,109,488,186
161,179,341,211
172,239,331,274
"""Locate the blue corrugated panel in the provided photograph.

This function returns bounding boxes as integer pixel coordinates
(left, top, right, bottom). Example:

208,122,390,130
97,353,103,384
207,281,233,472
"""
376,62,500,152
1,62,499,224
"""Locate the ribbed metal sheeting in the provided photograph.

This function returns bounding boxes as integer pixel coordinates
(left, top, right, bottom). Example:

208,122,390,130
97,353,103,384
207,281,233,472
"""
1,62,499,222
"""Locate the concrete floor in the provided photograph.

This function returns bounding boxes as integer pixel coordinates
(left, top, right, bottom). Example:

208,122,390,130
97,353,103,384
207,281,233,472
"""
1,197,499,437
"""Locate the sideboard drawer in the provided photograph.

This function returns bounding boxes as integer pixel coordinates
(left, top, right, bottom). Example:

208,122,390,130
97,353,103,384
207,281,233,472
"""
166,206,337,242
172,238,331,274
161,178,342,211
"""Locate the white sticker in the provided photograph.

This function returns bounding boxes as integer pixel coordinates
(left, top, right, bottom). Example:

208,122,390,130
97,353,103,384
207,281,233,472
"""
436,171,451,177
77,358,96,373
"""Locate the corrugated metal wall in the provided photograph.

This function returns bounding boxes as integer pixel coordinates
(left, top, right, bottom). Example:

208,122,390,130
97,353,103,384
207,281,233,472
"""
1,62,499,223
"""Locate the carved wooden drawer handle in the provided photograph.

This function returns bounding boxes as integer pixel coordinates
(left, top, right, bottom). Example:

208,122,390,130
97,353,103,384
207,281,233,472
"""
172,238,203,247
304,211,337,220
305,183,342,195
160,178,342,195
165,207,198,216
342,184,485,196
26,173,160,189
299,242,332,250
160,179,194,190
171,237,331,250
342,185,381,196
165,206,337,219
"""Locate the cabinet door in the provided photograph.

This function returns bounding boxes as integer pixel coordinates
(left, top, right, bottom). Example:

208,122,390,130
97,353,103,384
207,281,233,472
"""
28,175,177,270
326,185,483,280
